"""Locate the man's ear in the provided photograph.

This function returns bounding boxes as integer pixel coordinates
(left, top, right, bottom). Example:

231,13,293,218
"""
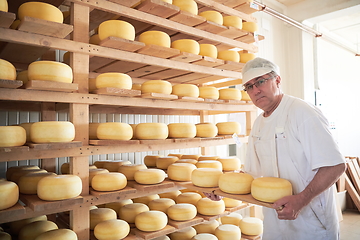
276,76,281,87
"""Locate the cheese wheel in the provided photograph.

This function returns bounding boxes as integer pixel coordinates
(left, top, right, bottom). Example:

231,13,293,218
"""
222,197,242,208
193,220,219,234
175,192,202,205
191,233,218,240
199,44,217,58
156,156,179,170
196,160,222,171
196,198,225,216
17,70,29,84
19,122,34,142
134,169,166,184
28,61,73,83
138,31,171,48
18,2,63,23
0,0,8,12
251,177,293,203
18,172,56,194
90,208,117,230
0,181,19,210
172,0,198,15
94,219,130,240
132,83,141,90
148,198,174,213
143,155,162,168
89,169,109,186
34,229,77,240
133,194,160,205
93,160,112,168
242,22,258,33
96,122,133,141
119,203,149,223
195,123,218,138
239,52,256,63
0,232,11,240
217,50,240,62
98,20,135,41
168,153,183,159
158,190,181,200
135,210,168,232
141,80,172,94
18,220,58,240
219,172,253,194
89,34,101,45
10,215,47,234
0,59,16,80
167,163,196,182
168,123,196,138
219,88,242,100
223,16,242,29
102,160,132,172
129,124,137,139
172,84,199,98
11,169,47,184
176,159,198,165
216,122,241,135
181,154,200,160
171,39,200,54
37,175,82,201
152,236,170,240
198,86,219,100
10,19,21,29
191,168,222,187
198,155,219,161
118,164,147,180
135,123,168,140
169,226,196,240
104,199,133,216
220,212,243,226
214,224,241,240
167,203,197,221
91,172,127,192
199,11,223,25
30,121,75,143
0,126,26,147
6,165,40,181
95,73,132,89
241,90,251,101
238,217,263,236
217,157,241,171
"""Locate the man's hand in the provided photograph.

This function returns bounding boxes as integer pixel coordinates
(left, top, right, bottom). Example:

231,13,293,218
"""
272,195,307,220
203,191,223,201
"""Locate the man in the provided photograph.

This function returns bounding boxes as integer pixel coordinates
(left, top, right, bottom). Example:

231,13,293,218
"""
242,57,346,239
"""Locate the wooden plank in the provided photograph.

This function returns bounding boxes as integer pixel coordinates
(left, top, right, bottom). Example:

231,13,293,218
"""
22,80,79,92
109,0,142,8
174,96,205,102
137,44,181,59
347,159,360,193
215,61,245,72
169,72,210,83
0,203,26,224
195,21,228,34
0,41,50,64
0,146,29,153
26,141,82,150
142,69,191,80
89,57,116,72
89,139,140,146
136,0,179,18
92,88,141,97
126,180,175,192
141,92,178,100
218,26,249,40
0,11,16,28
127,65,167,78
132,225,176,240
169,10,206,27
234,2,260,14
168,216,204,229
213,0,248,8
192,56,224,67
90,186,137,196
19,195,83,212
344,174,360,211
226,202,251,212
169,52,203,63
197,211,230,221
99,37,145,52
97,60,147,74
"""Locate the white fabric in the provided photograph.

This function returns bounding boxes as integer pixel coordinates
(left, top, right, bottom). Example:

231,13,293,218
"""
245,94,345,240
242,57,280,84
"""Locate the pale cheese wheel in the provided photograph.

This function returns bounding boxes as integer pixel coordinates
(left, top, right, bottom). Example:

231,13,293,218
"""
238,217,263,236
132,83,141,90
181,154,200,160
6,165,40,181
130,124,137,139
198,155,219,161
19,122,34,142
135,123,168,140
18,2,63,23
133,194,160,205
239,52,256,63
176,159,198,165
34,229,77,240
167,203,197,221
91,172,127,192
37,175,82,201
94,219,130,240
242,22,258,33
156,156,179,170
28,61,73,83
93,160,112,168
143,155,162,167
223,16,242,29
118,164,147,180
98,20,135,41
148,198,175,213
134,169,166,184
241,90,251,101
219,172,253,194
90,208,117,230
158,190,181,200
198,86,219,100
10,215,47,234
89,34,101,45
95,72,132,89
195,123,218,138
18,220,58,240
193,220,219,234
16,70,29,84
214,224,241,240
0,126,26,147
11,169,47,184
216,122,241,135
172,84,199,98
199,44,217,58
96,122,133,141
104,199,133,216
102,160,132,172
119,203,149,223
10,19,21,29
217,157,241,171
196,198,225,216
0,232,11,240
135,210,168,232
30,121,75,143
168,123,196,138
62,51,70,65
0,0,8,12
191,168,222,187
172,0,198,15
0,59,16,80
199,11,223,25
0,181,19,210
152,236,170,240
18,172,56,194
141,80,172,94
168,153,182,159
220,212,243,226
169,226,196,240
171,39,200,54
139,31,171,48
217,50,240,62
251,177,293,203
191,233,218,240
175,192,202,205
196,160,222,171
167,163,196,182
219,88,242,100
222,197,242,208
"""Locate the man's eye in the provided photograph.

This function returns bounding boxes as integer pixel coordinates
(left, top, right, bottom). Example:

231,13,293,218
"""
247,85,253,90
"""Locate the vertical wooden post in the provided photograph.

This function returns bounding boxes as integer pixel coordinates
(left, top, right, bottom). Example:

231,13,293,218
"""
200,110,210,155
246,108,257,136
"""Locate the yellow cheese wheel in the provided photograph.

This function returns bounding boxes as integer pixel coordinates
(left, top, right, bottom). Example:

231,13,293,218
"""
176,159,198,165
251,177,293,203
217,157,241,171
222,197,242,208
216,122,241,135
239,52,256,63
28,61,73,83
156,156,179,170
152,236,170,240
172,84,199,98
191,168,222,187
19,122,34,142
0,59,16,80
18,220,58,240
195,123,218,138
10,215,47,234
199,11,223,25
241,90,251,101
135,210,168,232
98,20,135,41
158,190,181,200
132,83,141,90
135,123,168,140
11,169,47,184
167,163,196,182
18,2,63,23
118,164,147,180
10,19,21,29
168,123,196,138
214,224,241,240
169,226,196,240
0,181,19,210
175,192,202,205
238,217,263,236
218,88,242,100
219,172,253,194
133,194,160,205
30,121,75,143
139,31,171,48
193,220,219,234
167,203,197,221
93,160,112,168
18,172,56,194
196,160,222,171
89,34,101,45
181,154,200,160
223,16,242,29
134,169,166,184
198,155,219,161
168,153,183,159
196,198,225,215
141,80,172,94
34,229,77,240
119,203,149,223
143,155,162,167
94,219,130,240
95,72,132,89
96,122,133,141
102,160,131,172
220,212,243,226
217,50,240,62
130,124,137,139
242,22,258,33
37,175,82,201
91,172,127,192
199,44,217,58
6,165,40,181
0,126,26,147
17,70,29,84
0,232,11,240
0,0,8,12
198,86,219,100
172,0,198,15
191,233,218,240
171,39,200,54
104,199,133,217
148,198,175,213
90,208,117,230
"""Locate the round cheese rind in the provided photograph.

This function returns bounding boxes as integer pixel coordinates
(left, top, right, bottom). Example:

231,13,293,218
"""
167,163,197,182
167,203,197,221
251,177,293,203
34,229,77,240
191,233,218,240
217,157,241,171
10,215,47,234
214,224,241,240
141,80,172,94
18,220,58,240
143,155,162,167
11,169,48,184
0,126,26,147
242,22,258,33
168,123,196,138
217,50,240,62
90,208,117,230
96,122,133,141
220,212,243,226
158,190,181,200
93,160,112,168
219,172,254,194
168,153,183,159
241,90,251,101
172,84,199,98
37,175,82,201
172,0,198,15
89,34,101,45
196,160,222,171
196,198,225,216
238,217,263,236
17,70,29,84
118,164,147,180
119,203,149,223
176,159,198,165
198,155,219,161
169,226,196,240
94,219,130,240
134,169,166,185
222,197,242,208
171,39,200,55
0,181,19,210
0,232,11,240
0,0,8,12
239,52,256,63
198,86,219,100
193,220,219,234
30,121,75,143
95,72,132,89
89,169,109,186
148,198,175,213
18,2,63,23
133,194,160,205
175,192,202,205
98,20,135,41
18,172,56,194
135,210,168,232
0,59,16,80
199,11,223,25
104,199,133,217
195,123,218,138
28,61,73,83
103,160,131,172
91,172,127,192
156,156,179,170
218,88,242,100
139,31,171,48
191,168,222,187
199,44,217,58
135,123,168,140
216,122,241,135
223,16,242,29
6,165,40,180
181,154,200,160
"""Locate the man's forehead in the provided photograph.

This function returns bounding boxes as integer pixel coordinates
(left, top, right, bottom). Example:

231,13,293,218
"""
244,73,270,86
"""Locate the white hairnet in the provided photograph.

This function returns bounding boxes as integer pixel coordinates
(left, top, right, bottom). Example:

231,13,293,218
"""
242,57,280,84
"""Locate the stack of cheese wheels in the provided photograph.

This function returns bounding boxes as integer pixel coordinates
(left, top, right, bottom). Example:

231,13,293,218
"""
10,215,47,234
133,194,160,205
171,39,200,54
0,0,8,12
0,126,26,147
223,197,242,208
198,86,219,99
241,90,251,101
18,2,63,23
0,59,16,80
167,163,197,181
34,229,78,240
199,10,223,25
176,158,197,165
89,169,109,186
168,123,196,138
96,122,133,140
172,84,199,98
148,198,176,213
95,72,132,89
11,169,48,184
143,155,162,167
28,61,73,83
103,160,131,172
167,203,197,221
242,22,258,33
135,123,168,140
98,20,135,41
141,80,172,94
169,227,197,240
135,210,168,232
37,175,82,201
17,70,29,84
19,122,34,142
219,88,242,100
94,219,130,240
239,51,256,63
6,165,40,180
119,203,149,223
18,172,56,194
139,31,171,48
104,199,133,216
251,177,293,203
219,172,254,194
196,160,222,171
198,155,219,161
30,121,75,143
216,122,241,135
176,192,202,205
159,190,181,200
199,44,218,58
91,172,127,191
118,164,147,180
193,220,219,234
89,34,101,45
223,15,242,29
192,233,218,240
239,217,263,236
134,169,166,184
181,154,200,160
196,198,225,216
90,208,117,230
192,168,222,187
217,50,240,62
0,180,19,210
214,224,241,240
18,220,58,240
220,212,243,226
195,123,218,138
172,0,198,15
156,156,179,170
217,157,241,171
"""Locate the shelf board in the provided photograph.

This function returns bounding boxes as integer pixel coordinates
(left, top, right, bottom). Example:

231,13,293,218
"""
19,194,83,212
0,10,16,28
0,79,23,89
0,203,26,224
